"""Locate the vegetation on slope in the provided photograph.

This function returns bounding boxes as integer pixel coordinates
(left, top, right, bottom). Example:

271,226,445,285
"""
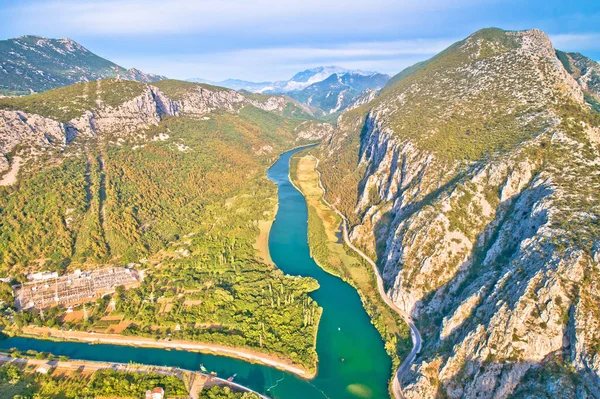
0,35,164,96
314,27,600,396
0,79,145,122
152,79,231,99
0,87,323,371
200,386,259,399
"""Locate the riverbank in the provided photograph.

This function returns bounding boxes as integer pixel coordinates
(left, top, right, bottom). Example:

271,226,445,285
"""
289,152,413,394
253,196,278,266
18,326,315,379
304,152,423,399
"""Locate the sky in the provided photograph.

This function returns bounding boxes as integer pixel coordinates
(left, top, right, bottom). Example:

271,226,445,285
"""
0,0,599,82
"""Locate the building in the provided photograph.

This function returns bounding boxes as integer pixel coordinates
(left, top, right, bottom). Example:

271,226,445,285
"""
14,267,142,310
145,387,164,399
26,271,58,282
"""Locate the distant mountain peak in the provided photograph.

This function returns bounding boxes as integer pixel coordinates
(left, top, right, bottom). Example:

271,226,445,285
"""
187,66,390,114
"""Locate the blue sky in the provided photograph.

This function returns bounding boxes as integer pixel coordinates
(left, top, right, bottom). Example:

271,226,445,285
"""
1,0,599,81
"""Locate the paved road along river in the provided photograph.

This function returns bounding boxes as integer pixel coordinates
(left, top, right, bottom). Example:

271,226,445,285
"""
0,147,392,398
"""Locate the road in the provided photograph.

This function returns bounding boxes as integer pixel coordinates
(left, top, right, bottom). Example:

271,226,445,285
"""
311,156,422,399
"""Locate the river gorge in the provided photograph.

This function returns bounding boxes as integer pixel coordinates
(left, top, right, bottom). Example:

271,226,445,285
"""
0,147,392,399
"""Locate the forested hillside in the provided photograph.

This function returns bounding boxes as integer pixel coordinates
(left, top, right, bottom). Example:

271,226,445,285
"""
0,78,332,371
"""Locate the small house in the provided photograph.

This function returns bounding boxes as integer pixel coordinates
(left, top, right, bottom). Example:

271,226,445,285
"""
145,387,164,399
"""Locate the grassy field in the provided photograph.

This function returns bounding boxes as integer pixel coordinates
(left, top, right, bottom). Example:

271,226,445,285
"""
290,152,412,375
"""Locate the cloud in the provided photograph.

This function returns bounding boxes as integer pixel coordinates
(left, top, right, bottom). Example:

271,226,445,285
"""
550,33,600,51
7,0,489,36
114,38,454,81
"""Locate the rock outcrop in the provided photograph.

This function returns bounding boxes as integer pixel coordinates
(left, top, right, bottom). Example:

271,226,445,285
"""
0,80,330,182
318,28,600,398
294,120,334,142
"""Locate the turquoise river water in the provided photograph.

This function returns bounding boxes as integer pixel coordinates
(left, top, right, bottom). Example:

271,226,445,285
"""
0,147,392,398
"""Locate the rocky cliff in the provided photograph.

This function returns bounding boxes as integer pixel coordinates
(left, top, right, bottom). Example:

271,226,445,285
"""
318,28,600,398
0,79,332,177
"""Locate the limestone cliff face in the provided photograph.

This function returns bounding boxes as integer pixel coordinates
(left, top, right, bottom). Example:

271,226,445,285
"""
0,111,75,154
70,86,177,137
294,120,334,142
320,28,600,398
171,85,246,115
0,81,332,179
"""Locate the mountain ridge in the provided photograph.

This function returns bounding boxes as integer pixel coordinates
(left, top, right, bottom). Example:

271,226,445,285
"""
0,35,166,96
188,65,384,93
314,27,600,398
188,66,390,114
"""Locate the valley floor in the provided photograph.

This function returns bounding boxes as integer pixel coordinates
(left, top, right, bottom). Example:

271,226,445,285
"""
289,153,412,385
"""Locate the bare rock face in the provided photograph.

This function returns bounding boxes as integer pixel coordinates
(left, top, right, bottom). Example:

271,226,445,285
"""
70,86,177,136
0,109,80,179
346,88,379,111
0,110,75,153
319,28,600,398
294,120,334,142
173,86,246,115
0,79,326,183
248,96,289,112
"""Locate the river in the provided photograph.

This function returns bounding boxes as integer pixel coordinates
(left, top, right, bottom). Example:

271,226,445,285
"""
0,147,392,398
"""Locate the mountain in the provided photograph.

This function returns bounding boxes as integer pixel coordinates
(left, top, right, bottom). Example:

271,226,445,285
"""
189,66,374,93
187,66,389,113
0,35,166,96
315,28,600,397
287,72,390,114
556,50,600,112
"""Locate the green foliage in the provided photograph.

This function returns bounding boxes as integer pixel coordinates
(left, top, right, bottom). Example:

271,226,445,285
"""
85,369,187,398
0,79,145,122
3,106,323,370
585,92,600,113
152,79,230,100
0,364,21,384
510,355,583,398
0,74,328,371
200,386,260,399
0,108,299,270
370,28,555,162
291,152,411,377
0,157,88,274
0,363,187,399
555,50,574,74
